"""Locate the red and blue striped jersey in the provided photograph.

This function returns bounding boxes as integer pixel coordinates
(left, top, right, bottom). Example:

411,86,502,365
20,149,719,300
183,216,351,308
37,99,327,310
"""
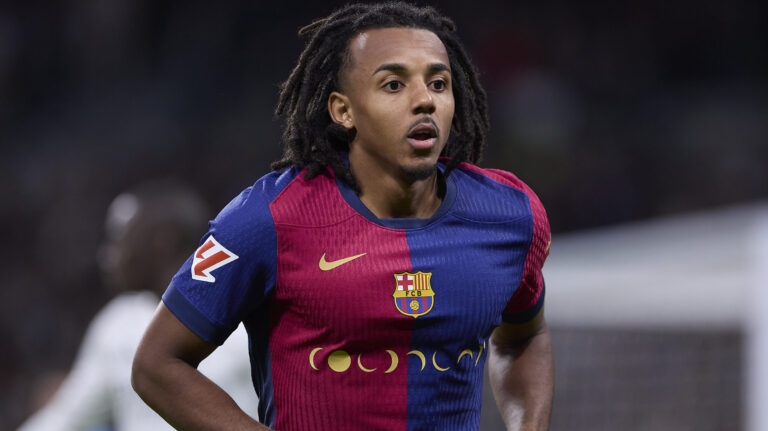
163,161,550,430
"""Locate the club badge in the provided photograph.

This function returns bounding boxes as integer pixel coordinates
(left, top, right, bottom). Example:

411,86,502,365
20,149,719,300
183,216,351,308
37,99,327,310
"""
393,271,434,318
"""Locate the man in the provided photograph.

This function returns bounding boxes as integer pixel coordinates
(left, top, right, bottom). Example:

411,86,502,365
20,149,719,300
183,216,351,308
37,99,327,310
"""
19,182,258,431
132,3,553,430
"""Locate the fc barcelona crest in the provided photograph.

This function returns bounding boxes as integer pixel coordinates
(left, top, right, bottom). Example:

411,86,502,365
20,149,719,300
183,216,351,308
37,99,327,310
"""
393,271,435,318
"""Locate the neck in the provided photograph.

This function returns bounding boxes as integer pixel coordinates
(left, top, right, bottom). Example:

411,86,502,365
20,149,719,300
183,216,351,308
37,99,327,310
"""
350,162,444,220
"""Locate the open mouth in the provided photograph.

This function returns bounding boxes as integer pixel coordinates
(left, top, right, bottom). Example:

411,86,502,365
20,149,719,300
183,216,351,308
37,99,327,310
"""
407,123,438,149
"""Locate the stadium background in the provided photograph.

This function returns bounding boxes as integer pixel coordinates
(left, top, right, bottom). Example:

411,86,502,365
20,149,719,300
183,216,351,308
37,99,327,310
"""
1,0,766,429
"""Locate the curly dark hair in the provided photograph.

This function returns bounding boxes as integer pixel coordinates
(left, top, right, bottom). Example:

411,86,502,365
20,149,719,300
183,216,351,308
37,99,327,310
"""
272,2,489,189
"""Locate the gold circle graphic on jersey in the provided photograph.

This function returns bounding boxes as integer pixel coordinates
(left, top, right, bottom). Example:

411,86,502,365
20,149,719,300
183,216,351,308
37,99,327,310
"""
431,351,450,372
407,350,427,371
309,347,323,370
457,349,474,364
475,341,485,366
308,343,487,373
357,354,377,372
384,350,399,373
327,350,351,372
393,271,434,318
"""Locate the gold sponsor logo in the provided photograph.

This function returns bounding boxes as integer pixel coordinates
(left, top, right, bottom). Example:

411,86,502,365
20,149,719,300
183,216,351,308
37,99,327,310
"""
307,342,486,374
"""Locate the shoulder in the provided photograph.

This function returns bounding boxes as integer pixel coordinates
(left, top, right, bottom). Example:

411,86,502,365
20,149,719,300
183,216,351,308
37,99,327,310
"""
448,161,548,225
212,165,351,233
215,167,303,221
186,168,310,282
204,166,308,238
452,162,545,207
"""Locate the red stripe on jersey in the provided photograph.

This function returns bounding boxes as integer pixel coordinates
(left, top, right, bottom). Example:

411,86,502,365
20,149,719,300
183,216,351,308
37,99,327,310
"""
268,170,413,431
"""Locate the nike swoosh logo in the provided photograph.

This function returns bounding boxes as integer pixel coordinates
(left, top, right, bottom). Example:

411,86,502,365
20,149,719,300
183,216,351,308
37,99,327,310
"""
318,253,367,271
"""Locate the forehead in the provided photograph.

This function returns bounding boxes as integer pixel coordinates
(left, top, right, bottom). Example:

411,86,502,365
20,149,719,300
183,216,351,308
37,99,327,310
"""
346,27,449,74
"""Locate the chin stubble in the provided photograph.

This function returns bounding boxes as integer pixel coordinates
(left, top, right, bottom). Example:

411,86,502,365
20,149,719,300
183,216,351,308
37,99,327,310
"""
399,164,436,183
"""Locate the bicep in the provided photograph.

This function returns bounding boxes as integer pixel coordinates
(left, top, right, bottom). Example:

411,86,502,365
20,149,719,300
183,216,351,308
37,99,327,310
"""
491,307,547,352
135,302,217,369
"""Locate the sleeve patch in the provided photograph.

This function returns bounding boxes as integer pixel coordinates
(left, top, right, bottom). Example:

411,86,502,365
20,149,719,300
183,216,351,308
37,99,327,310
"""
191,235,239,283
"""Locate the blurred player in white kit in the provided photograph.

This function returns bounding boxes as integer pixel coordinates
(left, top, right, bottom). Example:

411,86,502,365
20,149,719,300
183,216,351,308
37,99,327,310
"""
18,181,258,431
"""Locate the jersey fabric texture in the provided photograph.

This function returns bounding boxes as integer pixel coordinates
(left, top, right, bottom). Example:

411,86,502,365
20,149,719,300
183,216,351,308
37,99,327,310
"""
163,161,550,431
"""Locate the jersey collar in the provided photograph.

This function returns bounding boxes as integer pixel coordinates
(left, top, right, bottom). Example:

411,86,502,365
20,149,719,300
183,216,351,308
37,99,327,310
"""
335,162,457,229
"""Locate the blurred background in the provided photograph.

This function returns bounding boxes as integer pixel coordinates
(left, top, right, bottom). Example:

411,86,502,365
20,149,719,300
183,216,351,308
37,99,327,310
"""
2,0,766,430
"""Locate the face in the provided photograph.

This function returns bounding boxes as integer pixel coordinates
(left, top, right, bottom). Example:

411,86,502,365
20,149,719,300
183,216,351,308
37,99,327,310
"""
330,27,455,182
98,194,183,294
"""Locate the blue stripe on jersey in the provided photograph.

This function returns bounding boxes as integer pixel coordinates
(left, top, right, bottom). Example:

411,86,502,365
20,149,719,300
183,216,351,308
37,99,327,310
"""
403,167,534,430
162,166,301,425
164,167,300,338
243,306,275,427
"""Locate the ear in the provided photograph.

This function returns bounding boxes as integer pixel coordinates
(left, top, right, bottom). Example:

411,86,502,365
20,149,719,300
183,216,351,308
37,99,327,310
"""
328,91,354,130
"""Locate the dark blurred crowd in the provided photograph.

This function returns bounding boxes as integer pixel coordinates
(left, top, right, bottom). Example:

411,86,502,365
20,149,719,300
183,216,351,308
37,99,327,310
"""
1,0,766,428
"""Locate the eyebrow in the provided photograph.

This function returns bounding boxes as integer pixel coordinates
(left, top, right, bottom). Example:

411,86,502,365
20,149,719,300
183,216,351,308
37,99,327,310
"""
372,62,451,75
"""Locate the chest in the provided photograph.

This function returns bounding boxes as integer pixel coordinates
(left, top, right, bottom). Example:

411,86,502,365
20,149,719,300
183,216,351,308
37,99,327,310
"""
270,214,531,350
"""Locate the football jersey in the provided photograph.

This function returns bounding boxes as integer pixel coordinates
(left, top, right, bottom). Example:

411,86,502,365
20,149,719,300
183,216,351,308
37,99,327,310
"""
163,161,550,431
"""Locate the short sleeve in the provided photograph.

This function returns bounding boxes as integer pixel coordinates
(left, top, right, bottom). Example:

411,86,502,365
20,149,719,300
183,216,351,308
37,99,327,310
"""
163,184,278,345
502,182,551,324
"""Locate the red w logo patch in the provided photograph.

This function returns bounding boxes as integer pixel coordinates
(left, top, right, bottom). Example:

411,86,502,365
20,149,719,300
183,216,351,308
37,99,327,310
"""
191,236,239,283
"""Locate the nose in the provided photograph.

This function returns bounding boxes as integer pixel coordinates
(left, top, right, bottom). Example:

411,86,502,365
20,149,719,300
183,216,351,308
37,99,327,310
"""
411,82,435,115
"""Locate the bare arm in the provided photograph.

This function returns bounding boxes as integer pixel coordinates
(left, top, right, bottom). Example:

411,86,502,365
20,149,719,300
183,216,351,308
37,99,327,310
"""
131,303,270,431
488,308,553,431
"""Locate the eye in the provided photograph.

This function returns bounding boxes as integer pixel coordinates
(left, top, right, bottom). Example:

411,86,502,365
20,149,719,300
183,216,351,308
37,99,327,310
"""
384,81,403,92
429,80,447,91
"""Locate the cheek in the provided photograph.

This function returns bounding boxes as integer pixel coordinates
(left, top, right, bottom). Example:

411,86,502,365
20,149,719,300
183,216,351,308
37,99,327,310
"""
356,103,399,136
440,97,455,135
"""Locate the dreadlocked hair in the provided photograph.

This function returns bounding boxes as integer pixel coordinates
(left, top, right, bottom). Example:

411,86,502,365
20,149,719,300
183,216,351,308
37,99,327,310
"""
272,2,490,189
